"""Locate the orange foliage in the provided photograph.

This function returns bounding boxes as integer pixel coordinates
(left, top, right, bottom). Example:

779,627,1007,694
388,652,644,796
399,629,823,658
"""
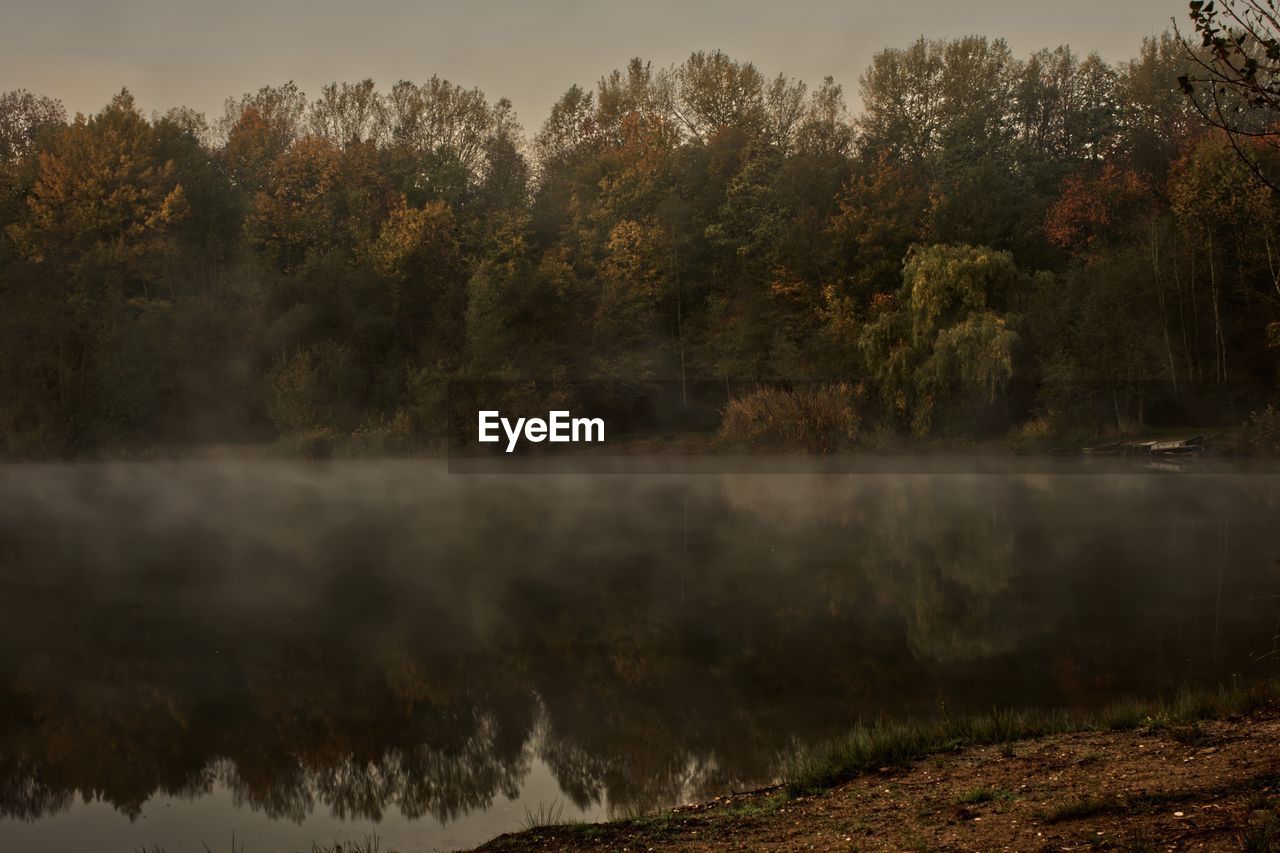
1044,163,1147,255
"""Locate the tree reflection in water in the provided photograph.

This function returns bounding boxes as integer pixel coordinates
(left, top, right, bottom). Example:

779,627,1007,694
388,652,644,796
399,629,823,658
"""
0,460,1276,828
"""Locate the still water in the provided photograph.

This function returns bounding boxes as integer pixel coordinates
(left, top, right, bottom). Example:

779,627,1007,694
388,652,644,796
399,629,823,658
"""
0,458,1277,851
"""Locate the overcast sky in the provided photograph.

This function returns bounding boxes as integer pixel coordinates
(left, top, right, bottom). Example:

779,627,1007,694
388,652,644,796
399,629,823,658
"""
3,0,1187,130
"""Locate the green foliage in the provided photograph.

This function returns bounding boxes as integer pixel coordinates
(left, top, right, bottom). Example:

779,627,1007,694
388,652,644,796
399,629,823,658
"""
1027,248,1169,433
859,244,1020,436
955,786,1013,805
781,680,1280,798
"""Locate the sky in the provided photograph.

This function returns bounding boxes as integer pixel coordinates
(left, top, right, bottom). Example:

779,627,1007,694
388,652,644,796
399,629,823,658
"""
3,0,1188,130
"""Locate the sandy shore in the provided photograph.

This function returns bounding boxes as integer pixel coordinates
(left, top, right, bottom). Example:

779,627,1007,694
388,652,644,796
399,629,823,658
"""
477,710,1280,851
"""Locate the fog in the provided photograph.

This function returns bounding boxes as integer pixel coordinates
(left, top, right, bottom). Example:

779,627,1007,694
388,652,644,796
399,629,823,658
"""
0,458,1277,850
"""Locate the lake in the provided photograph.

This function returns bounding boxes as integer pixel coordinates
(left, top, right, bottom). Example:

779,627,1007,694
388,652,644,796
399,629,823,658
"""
0,458,1277,851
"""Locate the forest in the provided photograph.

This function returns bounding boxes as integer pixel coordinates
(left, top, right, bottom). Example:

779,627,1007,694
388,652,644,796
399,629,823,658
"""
2,28,1279,456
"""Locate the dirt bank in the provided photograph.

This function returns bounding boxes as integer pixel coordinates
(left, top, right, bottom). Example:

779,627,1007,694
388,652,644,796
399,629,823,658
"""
478,711,1280,851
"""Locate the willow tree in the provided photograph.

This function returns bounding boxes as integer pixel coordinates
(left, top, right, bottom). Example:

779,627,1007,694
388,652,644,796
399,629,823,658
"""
860,244,1020,435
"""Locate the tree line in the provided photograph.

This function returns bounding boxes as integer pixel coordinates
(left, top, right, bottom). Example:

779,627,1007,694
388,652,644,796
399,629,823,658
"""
1,31,1278,455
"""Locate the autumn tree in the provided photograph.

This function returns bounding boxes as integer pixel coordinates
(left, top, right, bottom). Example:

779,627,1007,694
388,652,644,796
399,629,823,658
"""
0,90,65,165
1044,163,1149,255
4,31,1280,455
219,82,307,191
10,90,188,285
0,90,65,258
309,79,387,147
3,91,191,446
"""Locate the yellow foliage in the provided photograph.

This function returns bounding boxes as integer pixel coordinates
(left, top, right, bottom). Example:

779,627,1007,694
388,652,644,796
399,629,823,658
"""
603,218,669,301
8,91,187,274
369,196,457,280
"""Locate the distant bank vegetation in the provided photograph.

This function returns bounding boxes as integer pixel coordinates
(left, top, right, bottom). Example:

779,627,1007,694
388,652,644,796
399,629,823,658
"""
2,26,1280,458
719,384,860,453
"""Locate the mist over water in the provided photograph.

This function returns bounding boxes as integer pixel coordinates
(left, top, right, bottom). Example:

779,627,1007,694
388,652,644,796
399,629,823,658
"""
0,458,1277,851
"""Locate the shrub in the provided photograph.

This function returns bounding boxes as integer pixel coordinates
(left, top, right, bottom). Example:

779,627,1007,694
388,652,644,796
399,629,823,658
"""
278,427,337,460
1231,405,1280,456
719,383,859,453
264,343,359,436
345,410,414,456
405,365,449,442
1008,413,1100,453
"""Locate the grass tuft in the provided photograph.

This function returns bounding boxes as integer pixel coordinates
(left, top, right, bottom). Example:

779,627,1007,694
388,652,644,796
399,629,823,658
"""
781,680,1280,798
520,799,566,831
308,837,383,853
1240,810,1280,853
955,785,1012,805
718,792,788,820
1045,795,1109,823
135,834,387,853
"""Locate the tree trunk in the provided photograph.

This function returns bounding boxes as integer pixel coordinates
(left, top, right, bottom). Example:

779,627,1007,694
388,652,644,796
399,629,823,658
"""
1208,233,1226,383
1191,240,1204,382
1172,245,1193,387
1151,220,1178,397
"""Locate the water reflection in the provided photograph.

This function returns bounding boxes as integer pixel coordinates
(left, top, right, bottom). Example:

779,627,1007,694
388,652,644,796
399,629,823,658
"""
0,460,1276,847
